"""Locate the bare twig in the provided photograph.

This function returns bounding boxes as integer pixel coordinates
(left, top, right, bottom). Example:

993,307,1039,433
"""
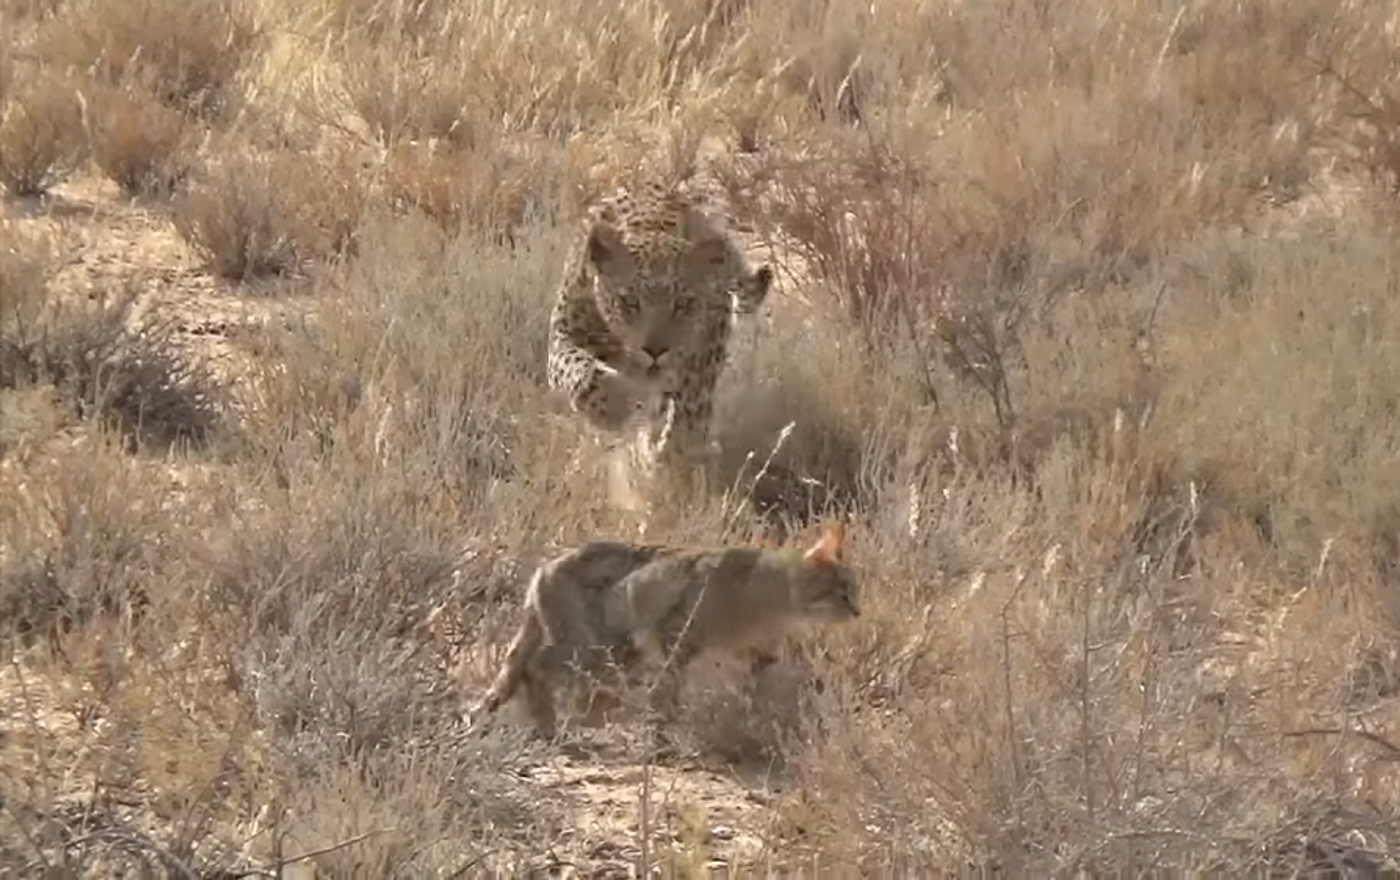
272,829,394,872
1283,727,1400,760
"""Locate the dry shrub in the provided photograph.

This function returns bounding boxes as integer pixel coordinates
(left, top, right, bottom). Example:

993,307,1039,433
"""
342,48,477,148
232,213,554,476
1,439,274,876
0,240,66,456
201,220,563,758
0,69,87,197
725,146,1029,436
0,246,223,450
1317,31,1400,197
0,436,170,648
5,296,223,450
711,294,901,527
0,384,66,459
0,235,52,353
87,84,198,197
1149,230,1400,570
674,649,825,767
0,0,62,23
385,140,562,242
321,0,766,144
0,433,530,875
1341,81,1400,195
174,147,367,280
34,0,260,120
316,0,460,44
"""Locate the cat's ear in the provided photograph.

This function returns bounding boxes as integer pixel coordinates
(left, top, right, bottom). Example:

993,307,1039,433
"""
803,523,846,566
748,531,775,549
690,234,730,268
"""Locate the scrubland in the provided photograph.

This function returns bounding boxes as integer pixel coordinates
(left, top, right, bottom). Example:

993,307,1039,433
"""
2,0,1399,874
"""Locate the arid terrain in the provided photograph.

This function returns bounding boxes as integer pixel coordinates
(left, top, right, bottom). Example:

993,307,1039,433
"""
2,0,1399,875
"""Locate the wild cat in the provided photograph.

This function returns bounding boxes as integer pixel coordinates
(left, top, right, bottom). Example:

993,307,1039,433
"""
464,524,859,740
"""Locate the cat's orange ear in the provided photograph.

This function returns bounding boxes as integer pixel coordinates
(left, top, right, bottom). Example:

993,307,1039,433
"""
802,523,845,566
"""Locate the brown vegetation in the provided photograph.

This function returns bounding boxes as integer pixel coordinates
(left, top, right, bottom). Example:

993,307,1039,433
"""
2,0,1398,875
0,68,87,196
86,84,197,197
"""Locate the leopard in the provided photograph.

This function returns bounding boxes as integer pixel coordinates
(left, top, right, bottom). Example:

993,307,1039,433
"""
546,179,774,472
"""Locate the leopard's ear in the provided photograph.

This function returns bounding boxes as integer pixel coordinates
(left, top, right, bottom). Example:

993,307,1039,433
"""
692,235,730,268
585,215,632,279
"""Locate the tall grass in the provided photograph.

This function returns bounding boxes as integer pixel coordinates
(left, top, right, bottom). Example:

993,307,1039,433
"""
2,0,1398,873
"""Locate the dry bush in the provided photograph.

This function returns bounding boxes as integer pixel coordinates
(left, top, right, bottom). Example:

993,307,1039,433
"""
316,0,461,44
86,83,199,197
385,140,564,242
0,235,52,363
33,0,260,121
0,68,87,196
0,292,224,450
0,437,171,647
0,239,67,457
317,0,767,146
0,443,534,873
0,0,62,23
230,213,556,480
1343,81,1400,195
341,48,477,148
173,146,367,280
1318,47,1400,196
1,245,223,450
0,431,521,876
1145,230,1400,570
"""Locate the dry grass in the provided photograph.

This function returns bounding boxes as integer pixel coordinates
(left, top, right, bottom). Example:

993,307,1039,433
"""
32,0,261,121
86,83,198,198
0,240,225,452
383,139,565,242
0,67,87,196
3,0,1400,874
172,144,367,279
